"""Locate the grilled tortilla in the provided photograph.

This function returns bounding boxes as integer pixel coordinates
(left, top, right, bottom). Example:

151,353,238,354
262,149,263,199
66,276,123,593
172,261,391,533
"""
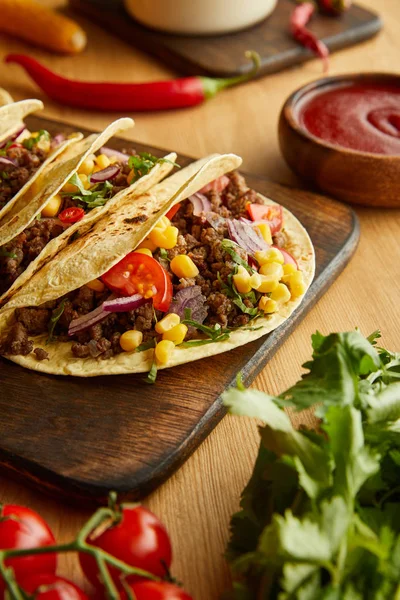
0,154,315,377
0,118,179,304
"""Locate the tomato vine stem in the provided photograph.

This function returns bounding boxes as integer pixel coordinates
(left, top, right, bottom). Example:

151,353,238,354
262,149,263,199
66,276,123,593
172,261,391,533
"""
0,500,159,600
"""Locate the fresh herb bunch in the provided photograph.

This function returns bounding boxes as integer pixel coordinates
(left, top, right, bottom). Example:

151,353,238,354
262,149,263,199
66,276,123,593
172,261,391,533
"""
128,153,180,185
223,330,400,599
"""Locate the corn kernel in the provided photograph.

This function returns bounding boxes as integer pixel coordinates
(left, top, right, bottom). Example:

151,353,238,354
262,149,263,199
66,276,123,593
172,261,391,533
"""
270,283,291,304
255,248,283,266
63,173,90,193
86,279,105,293
78,158,95,176
93,165,103,174
95,154,110,170
282,263,297,282
259,297,278,314
163,323,188,345
233,266,252,294
109,156,119,164
149,226,178,250
79,173,91,190
134,248,153,257
154,216,171,231
287,271,306,299
41,194,63,218
155,339,175,364
120,330,143,352
259,262,284,280
170,255,199,279
255,223,272,244
249,272,262,290
137,237,158,252
255,275,279,294
155,313,181,334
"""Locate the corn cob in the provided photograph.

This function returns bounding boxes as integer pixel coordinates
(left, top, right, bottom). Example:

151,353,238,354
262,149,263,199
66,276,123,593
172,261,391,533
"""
0,0,87,54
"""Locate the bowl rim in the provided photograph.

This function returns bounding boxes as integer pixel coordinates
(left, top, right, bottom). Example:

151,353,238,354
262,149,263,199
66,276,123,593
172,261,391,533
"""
281,72,400,161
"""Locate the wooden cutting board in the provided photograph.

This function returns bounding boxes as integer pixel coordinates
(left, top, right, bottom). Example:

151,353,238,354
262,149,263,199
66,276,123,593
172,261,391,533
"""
0,116,359,506
69,0,381,77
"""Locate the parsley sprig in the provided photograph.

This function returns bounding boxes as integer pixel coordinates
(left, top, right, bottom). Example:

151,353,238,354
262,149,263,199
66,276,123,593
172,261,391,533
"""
128,153,180,185
223,330,400,600
0,248,17,259
221,239,254,274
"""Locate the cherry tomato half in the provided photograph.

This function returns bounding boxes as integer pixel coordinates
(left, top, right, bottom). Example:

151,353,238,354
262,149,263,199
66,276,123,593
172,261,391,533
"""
0,505,57,593
247,203,283,234
165,203,181,220
8,143,23,150
101,252,173,312
121,581,193,600
79,505,172,589
19,574,89,600
199,175,230,195
58,207,85,224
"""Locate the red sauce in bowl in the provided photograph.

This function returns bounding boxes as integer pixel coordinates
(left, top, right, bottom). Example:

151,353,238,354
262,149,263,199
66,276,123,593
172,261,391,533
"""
297,81,400,155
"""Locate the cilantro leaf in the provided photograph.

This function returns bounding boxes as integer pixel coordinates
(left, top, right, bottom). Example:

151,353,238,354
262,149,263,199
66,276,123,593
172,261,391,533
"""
47,299,66,343
128,153,180,185
23,130,50,151
221,239,254,274
0,247,17,259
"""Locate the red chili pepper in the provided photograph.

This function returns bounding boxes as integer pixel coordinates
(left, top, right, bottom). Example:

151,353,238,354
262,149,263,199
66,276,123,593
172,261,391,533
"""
58,207,85,223
290,3,329,72
319,0,352,15
4,53,260,113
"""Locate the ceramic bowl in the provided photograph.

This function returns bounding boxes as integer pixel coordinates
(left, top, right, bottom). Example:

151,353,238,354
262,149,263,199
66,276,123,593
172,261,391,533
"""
279,73,400,208
124,0,277,36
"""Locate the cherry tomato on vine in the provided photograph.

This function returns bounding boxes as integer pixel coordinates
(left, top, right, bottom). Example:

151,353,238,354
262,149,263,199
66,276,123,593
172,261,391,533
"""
0,505,56,593
19,574,89,600
79,505,172,589
121,581,193,600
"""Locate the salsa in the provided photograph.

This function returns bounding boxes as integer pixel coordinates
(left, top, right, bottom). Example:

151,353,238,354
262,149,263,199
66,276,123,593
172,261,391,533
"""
297,81,400,155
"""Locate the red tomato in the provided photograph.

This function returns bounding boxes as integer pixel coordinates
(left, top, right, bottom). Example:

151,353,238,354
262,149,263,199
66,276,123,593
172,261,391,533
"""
19,574,89,600
165,203,181,220
247,203,283,234
199,175,230,195
79,505,172,589
272,245,298,268
58,207,85,224
101,252,173,312
8,142,23,149
0,505,56,592
121,581,193,600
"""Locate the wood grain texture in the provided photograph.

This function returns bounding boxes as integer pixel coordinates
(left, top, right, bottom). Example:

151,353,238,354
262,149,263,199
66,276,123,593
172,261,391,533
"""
69,0,381,77
0,115,359,505
0,0,399,597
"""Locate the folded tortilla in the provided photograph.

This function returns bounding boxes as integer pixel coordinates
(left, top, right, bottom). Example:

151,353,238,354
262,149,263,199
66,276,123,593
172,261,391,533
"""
0,153,315,377
0,118,179,305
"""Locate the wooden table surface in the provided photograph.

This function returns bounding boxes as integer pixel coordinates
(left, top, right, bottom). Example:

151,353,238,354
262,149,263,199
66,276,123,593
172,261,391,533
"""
0,1,399,597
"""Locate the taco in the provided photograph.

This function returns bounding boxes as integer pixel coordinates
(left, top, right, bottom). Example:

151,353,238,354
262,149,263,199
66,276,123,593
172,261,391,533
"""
0,117,179,305
0,154,315,377
0,99,84,222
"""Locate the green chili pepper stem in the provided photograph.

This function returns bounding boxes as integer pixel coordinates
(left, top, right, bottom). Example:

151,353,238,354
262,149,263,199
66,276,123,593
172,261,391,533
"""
201,51,261,100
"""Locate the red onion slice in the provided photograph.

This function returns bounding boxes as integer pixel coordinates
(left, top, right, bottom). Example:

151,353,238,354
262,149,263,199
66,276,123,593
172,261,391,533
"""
227,219,269,256
103,294,148,312
188,193,211,216
90,164,121,183
51,133,65,149
100,146,130,163
205,212,226,231
0,156,17,167
68,304,109,336
0,125,26,149
167,285,208,325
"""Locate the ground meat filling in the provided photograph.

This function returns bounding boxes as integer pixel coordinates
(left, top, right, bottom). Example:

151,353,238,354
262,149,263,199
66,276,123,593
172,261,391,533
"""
0,219,65,295
3,171,283,359
0,159,134,297
0,145,48,210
